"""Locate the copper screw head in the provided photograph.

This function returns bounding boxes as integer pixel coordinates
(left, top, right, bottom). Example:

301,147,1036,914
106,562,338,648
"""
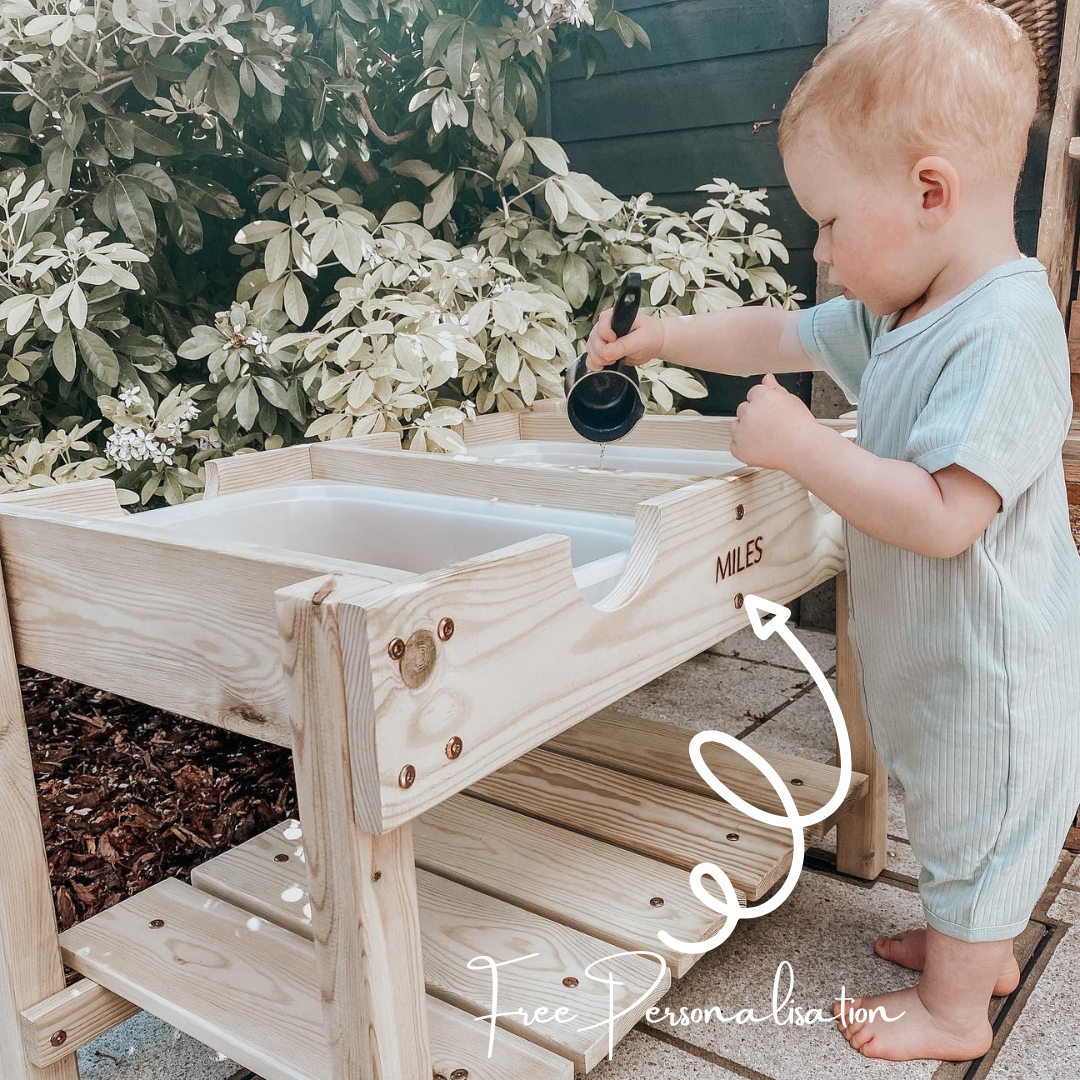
450,1072,469,1080
563,976,579,988
399,764,416,788
790,778,804,786
149,919,164,929
274,853,289,863
373,870,382,882
388,637,406,660
733,593,744,610
726,832,740,842
446,736,463,760
735,504,745,520
438,617,455,641
649,896,665,908
50,1030,67,1047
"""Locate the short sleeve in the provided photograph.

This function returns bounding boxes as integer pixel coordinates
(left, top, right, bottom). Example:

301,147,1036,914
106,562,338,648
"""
905,319,1072,512
797,296,881,404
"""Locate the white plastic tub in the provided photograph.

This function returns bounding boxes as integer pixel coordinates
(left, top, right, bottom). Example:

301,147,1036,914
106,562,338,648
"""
454,440,744,477
135,480,633,603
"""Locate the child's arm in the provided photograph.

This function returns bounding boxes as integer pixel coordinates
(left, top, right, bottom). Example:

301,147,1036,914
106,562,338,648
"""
732,376,1002,559
586,307,819,376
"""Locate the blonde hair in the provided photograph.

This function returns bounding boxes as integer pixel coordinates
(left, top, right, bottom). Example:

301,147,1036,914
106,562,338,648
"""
778,0,1038,185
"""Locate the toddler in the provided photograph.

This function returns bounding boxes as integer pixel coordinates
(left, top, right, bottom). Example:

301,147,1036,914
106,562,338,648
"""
586,0,1080,1063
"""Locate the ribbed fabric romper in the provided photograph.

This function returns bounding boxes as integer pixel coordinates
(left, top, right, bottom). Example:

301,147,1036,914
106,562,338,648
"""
798,256,1080,942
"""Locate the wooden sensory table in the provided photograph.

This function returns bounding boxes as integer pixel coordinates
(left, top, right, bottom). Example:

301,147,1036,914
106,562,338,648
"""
0,405,887,1080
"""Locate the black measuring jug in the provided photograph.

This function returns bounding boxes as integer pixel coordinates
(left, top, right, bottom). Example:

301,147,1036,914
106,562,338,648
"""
565,272,646,443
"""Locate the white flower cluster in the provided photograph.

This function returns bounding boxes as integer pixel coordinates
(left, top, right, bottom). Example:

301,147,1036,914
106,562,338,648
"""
105,390,200,471
520,0,594,28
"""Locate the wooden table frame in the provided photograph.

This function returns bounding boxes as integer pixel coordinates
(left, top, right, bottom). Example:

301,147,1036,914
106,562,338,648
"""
0,411,887,1080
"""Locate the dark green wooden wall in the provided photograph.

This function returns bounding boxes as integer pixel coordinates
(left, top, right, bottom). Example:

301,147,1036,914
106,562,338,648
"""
543,0,1048,411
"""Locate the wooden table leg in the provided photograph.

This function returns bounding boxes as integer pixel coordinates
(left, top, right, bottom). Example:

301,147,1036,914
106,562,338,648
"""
278,582,431,1080
833,572,888,880
0,561,80,1080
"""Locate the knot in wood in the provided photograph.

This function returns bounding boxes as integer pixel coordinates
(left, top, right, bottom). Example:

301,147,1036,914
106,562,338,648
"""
400,629,438,688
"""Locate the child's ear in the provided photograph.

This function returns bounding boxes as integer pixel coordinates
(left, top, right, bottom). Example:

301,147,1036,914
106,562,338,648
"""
913,156,960,225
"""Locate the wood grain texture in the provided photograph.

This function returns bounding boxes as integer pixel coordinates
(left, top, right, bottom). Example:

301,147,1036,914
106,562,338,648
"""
833,572,888,880
0,559,77,1080
0,507,401,746
193,834,670,1072
1037,0,1080,314
0,479,125,518
1065,419,1080,483
20,980,139,1068
469,748,798,901
546,707,869,840
60,878,570,1080
296,465,843,835
276,584,431,1080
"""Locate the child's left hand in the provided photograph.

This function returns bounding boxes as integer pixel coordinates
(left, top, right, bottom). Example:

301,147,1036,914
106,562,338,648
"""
729,373,820,471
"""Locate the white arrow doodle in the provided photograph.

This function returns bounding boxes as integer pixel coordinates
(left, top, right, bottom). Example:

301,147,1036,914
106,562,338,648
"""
658,594,853,955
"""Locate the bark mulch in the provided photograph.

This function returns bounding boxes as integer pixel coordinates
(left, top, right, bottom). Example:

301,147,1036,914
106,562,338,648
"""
22,667,297,956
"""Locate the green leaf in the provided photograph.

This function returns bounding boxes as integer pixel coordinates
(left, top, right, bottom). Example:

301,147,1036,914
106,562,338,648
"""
212,61,241,122
164,199,203,255
236,379,258,430
174,176,243,219
104,117,134,159
423,172,455,230
111,176,158,250
124,164,177,203
443,22,480,95
250,59,287,96
283,273,308,325
423,14,462,65
525,137,569,176
132,65,157,100
128,115,182,156
75,327,120,386
239,59,257,98
44,137,73,192
53,326,76,381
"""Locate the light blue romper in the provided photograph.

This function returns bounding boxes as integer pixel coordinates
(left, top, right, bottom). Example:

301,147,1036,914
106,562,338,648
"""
798,256,1080,943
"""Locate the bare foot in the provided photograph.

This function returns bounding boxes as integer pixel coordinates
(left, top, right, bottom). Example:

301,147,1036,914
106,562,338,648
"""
832,985,993,1061
874,928,1020,996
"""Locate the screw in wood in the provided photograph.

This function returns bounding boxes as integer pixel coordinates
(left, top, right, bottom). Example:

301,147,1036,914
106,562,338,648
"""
437,617,455,641
450,1072,469,1080
445,736,463,760
388,637,406,660
649,896,665,908
274,853,289,863
733,593,744,609
372,870,382,882
726,832,740,842
50,1030,67,1048
398,764,416,788
735,504,745,520
790,778,804,786
563,976,579,988
149,919,164,928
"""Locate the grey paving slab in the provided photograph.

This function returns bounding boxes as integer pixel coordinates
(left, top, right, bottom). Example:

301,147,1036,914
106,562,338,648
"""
984,926,1080,1077
1063,852,1080,887
588,1029,744,1079
644,869,941,1079
1047,885,1080,924
78,1012,239,1080
618,652,812,736
709,623,836,674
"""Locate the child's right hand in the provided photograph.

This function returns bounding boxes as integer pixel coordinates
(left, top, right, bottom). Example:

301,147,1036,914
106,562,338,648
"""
585,307,666,371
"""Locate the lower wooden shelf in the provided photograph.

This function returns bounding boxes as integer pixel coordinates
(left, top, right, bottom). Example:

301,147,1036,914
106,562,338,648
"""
44,710,865,1078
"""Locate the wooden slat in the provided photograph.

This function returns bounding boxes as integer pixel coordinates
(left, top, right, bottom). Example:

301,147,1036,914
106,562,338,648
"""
20,981,139,1068
833,572,888,880
192,843,669,1072
60,878,571,1080
457,412,522,447
552,45,821,141
0,556,77,1080
0,479,124,519
545,707,869,840
277,572,431,1079
469,748,797,900
0,507,401,745
1036,0,1080,315
552,0,824,80
1064,421,1080,484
